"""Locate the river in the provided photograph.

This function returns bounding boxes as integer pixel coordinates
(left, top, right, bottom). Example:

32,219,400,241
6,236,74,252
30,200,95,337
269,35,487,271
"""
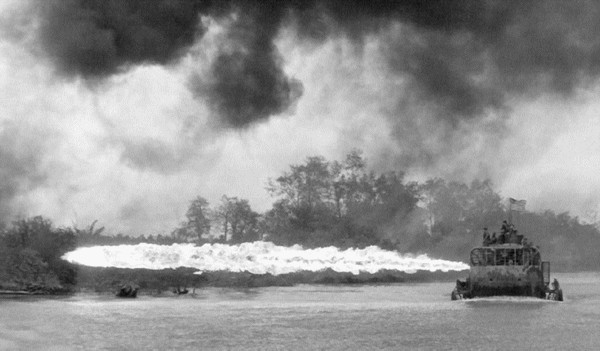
0,272,598,350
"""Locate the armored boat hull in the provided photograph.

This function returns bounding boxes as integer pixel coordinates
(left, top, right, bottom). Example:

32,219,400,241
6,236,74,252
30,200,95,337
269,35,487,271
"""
452,243,562,301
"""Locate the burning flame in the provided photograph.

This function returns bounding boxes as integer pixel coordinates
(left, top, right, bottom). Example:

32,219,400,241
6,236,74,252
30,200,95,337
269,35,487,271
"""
62,242,468,275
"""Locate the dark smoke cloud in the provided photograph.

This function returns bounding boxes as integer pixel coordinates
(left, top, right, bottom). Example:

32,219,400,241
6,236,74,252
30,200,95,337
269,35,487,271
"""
382,1,600,121
35,0,303,129
33,1,600,139
283,0,600,174
193,2,303,127
289,0,600,122
290,0,497,43
37,0,210,77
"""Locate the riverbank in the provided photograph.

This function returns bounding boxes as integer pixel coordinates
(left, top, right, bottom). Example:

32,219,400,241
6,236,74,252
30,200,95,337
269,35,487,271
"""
1,267,582,297
73,266,466,295
0,263,467,296
0,284,74,296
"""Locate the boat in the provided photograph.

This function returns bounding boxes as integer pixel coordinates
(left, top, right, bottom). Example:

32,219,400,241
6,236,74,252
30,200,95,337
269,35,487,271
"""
116,283,139,298
451,223,563,301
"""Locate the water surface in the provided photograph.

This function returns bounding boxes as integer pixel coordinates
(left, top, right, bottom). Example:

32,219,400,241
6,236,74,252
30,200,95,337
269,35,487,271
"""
0,272,596,350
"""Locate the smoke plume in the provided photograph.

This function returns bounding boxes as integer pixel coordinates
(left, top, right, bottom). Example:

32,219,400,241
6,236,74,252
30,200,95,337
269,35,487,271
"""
37,0,210,78
2,0,600,231
193,2,303,127
35,0,304,127
32,1,600,149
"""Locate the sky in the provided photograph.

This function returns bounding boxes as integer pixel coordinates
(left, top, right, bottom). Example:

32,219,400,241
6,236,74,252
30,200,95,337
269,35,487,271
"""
1,0,600,235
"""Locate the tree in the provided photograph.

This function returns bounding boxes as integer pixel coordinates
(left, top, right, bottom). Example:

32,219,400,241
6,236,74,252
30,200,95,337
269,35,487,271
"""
73,220,106,245
0,216,77,289
184,196,211,242
5,216,76,263
261,199,294,244
265,150,421,248
331,149,368,219
418,178,466,237
267,155,338,232
215,196,259,243
268,156,332,211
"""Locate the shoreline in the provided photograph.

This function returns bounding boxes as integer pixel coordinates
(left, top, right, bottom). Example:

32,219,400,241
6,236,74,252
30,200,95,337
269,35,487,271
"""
3,267,467,296
1,268,583,297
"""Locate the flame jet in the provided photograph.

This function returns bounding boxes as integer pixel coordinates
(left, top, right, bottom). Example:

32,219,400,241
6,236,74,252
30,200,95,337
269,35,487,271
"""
62,241,469,275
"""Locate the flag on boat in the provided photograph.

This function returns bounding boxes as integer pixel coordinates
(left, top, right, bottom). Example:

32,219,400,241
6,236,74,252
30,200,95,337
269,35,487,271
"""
509,198,526,211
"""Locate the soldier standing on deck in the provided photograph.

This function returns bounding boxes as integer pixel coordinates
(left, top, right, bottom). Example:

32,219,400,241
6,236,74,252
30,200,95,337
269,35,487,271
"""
498,231,505,245
501,220,509,235
483,229,491,246
490,233,497,245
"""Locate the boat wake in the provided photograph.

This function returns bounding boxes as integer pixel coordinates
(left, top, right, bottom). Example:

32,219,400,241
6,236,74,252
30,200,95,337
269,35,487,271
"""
462,296,558,304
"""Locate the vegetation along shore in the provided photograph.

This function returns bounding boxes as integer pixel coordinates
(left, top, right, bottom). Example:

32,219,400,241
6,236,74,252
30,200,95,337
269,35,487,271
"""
1,151,598,295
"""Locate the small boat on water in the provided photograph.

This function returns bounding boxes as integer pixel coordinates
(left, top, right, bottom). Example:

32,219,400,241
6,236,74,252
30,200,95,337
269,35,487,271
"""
452,222,563,301
116,283,139,298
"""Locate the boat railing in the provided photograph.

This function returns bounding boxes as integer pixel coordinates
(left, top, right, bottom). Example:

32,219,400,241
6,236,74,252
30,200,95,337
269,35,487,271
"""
470,247,541,267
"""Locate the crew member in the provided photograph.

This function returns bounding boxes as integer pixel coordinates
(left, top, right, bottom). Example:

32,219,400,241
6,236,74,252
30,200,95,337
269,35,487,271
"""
501,220,509,235
511,229,519,244
498,231,505,245
483,233,491,246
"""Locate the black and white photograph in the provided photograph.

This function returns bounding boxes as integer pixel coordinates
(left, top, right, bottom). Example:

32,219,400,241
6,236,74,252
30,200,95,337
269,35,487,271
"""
0,0,599,349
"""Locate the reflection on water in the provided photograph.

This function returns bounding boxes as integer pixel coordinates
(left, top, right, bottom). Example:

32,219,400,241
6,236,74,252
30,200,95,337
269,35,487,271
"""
0,273,599,350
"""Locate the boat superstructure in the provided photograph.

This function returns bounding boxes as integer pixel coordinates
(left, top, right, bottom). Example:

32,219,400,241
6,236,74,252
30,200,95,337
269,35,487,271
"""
452,225,563,301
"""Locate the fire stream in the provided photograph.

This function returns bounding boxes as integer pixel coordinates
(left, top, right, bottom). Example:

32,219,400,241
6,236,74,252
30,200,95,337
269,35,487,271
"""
62,242,468,275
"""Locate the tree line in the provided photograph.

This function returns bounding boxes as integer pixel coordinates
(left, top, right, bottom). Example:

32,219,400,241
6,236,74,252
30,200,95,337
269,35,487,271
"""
78,149,600,269
166,149,600,270
2,150,600,292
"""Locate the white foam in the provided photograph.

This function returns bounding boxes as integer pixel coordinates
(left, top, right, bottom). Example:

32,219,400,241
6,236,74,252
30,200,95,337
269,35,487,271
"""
61,241,469,275
462,296,556,304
